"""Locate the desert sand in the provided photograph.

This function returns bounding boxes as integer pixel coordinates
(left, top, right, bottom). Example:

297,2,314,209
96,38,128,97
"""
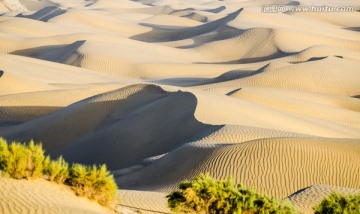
0,176,112,214
0,0,359,213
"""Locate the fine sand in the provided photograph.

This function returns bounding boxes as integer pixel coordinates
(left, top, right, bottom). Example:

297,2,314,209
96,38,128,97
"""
0,176,111,214
0,0,359,213
288,184,360,214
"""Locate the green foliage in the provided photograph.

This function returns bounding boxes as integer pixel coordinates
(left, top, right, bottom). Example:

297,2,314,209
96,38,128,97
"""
43,155,69,183
0,138,118,208
28,140,45,178
314,191,360,214
0,139,45,179
7,142,29,179
68,163,118,207
167,174,296,214
0,138,9,172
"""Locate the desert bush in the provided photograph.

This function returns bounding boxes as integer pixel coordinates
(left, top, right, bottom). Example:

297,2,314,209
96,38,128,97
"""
68,163,118,207
43,155,69,183
167,174,296,214
7,142,29,179
0,138,118,208
0,139,45,179
0,138,9,172
28,140,45,178
314,191,360,214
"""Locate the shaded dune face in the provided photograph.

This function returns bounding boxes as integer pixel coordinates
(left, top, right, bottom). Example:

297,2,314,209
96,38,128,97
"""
131,8,243,42
0,106,62,125
119,138,360,198
1,84,222,170
16,6,66,22
10,40,85,66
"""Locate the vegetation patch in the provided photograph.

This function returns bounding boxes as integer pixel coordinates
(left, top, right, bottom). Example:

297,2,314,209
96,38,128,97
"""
0,138,117,208
167,174,297,214
69,163,118,207
314,191,360,214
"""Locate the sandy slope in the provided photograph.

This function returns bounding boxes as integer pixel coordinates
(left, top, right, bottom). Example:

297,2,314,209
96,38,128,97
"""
118,190,170,214
119,138,360,197
0,0,359,213
288,185,360,214
0,84,219,170
0,177,111,214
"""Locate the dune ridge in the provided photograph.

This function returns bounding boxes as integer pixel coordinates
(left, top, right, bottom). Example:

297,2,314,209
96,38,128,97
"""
1,84,221,170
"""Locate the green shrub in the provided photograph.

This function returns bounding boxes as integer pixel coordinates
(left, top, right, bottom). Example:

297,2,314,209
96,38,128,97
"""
68,163,118,207
28,140,45,178
0,138,9,172
167,174,296,214
43,155,69,183
314,192,360,214
3,142,29,179
0,140,45,179
0,138,118,208
0,138,45,179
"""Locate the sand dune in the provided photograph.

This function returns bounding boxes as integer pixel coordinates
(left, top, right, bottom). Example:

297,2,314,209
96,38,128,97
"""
230,88,360,129
0,0,27,12
0,177,111,214
131,9,242,42
288,184,360,214
118,190,170,214
0,84,122,124
195,57,360,95
11,40,85,65
0,0,359,213
0,84,220,170
17,6,66,22
192,90,360,138
0,53,129,95
119,137,360,198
